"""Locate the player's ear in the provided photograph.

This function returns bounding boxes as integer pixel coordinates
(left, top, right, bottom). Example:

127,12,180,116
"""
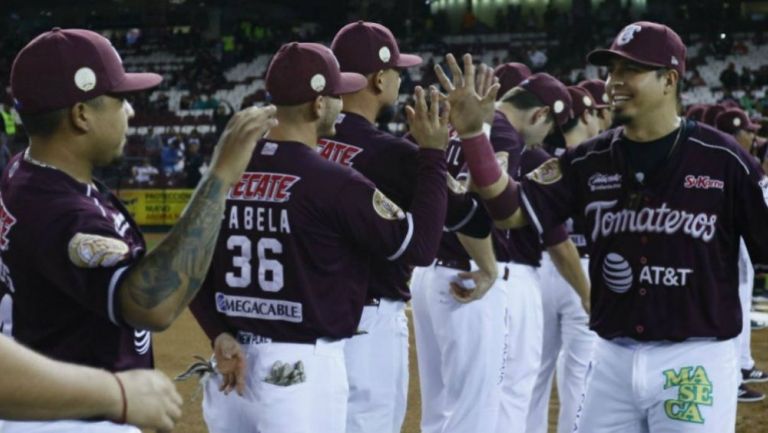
69,102,91,133
663,69,679,94
372,70,386,94
311,96,324,121
532,106,551,125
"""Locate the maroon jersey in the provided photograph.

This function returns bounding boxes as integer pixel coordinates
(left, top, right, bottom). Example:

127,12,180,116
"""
0,152,151,371
321,112,478,301
520,121,768,341
546,146,590,257
190,139,447,343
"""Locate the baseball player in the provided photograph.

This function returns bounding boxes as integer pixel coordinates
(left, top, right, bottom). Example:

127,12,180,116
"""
325,21,494,433
0,28,276,433
442,21,768,433
578,79,614,132
714,107,768,402
685,104,707,123
529,85,600,433
188,42,450,433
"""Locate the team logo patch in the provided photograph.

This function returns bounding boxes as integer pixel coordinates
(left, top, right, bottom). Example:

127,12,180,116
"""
526,158,562,185
663,366,713,424
602,253,633,293
0,197,16,251
378,46,392,63
74,67,97,92
310,74,326,92
134,329,151,355
617,24,643,46
67,233,129,268
317,139,363,167
683,175,724,190
588,173,622,192
372,189,405,221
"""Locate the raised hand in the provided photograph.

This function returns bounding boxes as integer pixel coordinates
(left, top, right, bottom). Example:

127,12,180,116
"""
209,105,279,186
434,54,499,137
406,86,451,151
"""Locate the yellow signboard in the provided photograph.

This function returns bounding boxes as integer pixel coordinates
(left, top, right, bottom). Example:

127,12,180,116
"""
117,189,194,225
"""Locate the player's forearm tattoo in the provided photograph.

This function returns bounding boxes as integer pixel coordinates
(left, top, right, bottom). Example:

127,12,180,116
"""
123,174,227,314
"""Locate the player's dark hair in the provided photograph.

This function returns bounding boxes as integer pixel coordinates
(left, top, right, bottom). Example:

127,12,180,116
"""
561,115,581,134
501,88,546,110
19,96,107,137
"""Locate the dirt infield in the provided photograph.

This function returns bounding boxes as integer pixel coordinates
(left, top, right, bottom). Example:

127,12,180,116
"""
145,234,768,433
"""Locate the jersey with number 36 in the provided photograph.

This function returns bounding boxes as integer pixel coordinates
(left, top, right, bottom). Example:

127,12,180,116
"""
190,139,446,343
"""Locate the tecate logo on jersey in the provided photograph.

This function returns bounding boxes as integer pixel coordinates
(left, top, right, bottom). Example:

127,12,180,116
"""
229,172,300,203
683,175,724,191
588,173,622,192
585,200,718,242
602,253,633,293
317,139,363,167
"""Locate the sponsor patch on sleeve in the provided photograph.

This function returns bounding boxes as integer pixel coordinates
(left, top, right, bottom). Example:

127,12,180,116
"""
68,233,130,268
372,189,405,221
526,158,562,185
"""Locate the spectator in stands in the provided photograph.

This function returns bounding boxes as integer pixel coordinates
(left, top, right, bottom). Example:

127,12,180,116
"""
687,68,707,88
0,102,15,172
214,101,234,135
720,62,739,90
161,139,183,175
461,5,478,33
184,142,204,188
131,158,159,186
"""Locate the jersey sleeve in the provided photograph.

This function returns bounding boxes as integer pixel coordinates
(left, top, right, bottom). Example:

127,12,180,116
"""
33,207,141,326
519,151,580,236
736,158,768,272
332,148,448,266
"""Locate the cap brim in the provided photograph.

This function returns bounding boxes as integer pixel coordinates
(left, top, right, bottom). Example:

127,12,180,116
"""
333,72,368,95
586,49,666,70
395,53,423,68
111,72,164,93
745,123,761,132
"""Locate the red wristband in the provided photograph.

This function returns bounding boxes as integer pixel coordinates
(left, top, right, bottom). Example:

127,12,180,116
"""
112,373,127,424
459,133,503,187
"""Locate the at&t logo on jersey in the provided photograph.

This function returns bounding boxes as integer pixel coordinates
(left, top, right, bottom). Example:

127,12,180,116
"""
585,201,718,242
133,329,151,355
602,253,633,293
229,172,300,203
0,197,16,251
639,265,693,287
317,139,362,167
683,175,724,191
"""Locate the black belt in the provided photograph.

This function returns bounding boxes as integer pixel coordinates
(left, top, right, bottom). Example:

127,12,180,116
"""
435,258,510,280
435,258,471,271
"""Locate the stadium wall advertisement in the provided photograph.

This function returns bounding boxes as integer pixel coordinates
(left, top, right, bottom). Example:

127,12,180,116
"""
118,189,194,225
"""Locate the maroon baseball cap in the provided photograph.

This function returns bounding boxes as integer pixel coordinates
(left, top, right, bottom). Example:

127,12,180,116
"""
715,108,761,134
331,21,422,75
685,104,707,122
518,73,573,127
567,86,597,118
266,42,367,105
587,21,686,75
577,79,610,108
494,62,532,100
702,104,726,127
11,28,162,115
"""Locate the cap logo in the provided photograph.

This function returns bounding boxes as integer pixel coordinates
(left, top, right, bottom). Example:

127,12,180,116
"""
379,46,392,63
733,117,741,127
74,67,97,92
553,100,565,114
617,24,642,46
310,74,327,92
602,93,610,103
583,96,592,107
671,56,679,66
